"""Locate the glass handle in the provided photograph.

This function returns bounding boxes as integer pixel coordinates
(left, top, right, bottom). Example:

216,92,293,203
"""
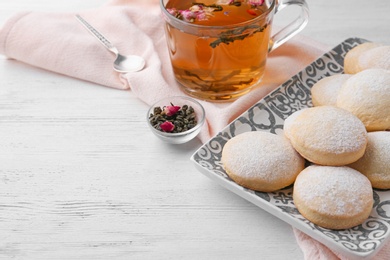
269,0,309,52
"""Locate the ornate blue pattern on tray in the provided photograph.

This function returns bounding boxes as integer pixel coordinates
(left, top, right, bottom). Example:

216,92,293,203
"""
191,38,390,259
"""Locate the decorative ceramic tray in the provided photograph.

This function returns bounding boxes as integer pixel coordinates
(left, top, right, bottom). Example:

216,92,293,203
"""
191,38,390,259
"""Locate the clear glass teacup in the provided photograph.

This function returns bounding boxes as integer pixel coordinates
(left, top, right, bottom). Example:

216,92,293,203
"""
160,0,309,102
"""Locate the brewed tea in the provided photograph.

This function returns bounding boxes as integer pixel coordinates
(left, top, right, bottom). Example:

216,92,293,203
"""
163,0,271,101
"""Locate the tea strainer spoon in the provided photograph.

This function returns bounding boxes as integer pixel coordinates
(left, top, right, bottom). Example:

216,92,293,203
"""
75,14,145,73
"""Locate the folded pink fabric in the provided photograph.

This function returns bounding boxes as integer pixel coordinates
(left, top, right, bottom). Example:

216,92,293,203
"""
294,229,390,260
0,0,328,143
4,0,387,259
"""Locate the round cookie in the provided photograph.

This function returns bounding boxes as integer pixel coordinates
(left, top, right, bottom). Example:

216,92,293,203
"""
284,106,367,166
349,131,390,189
311,74,352,106
293,165,373,230
221,131,305,192
344,42,383,74
336,69,390,131
357,45,390,72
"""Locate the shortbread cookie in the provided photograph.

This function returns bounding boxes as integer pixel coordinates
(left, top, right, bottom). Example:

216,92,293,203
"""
311,74,352,106
344,42,383,74
284,106,367,166
349,131,390,189
357,45,390,72
293,165,373,230
337,69,390,131
221,131,305,192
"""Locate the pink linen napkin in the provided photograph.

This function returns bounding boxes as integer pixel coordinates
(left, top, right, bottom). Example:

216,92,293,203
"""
0,0,328,143
294,229,390,260
2,0,387,259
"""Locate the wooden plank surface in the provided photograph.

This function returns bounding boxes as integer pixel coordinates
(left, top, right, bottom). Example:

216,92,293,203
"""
1,0,390,259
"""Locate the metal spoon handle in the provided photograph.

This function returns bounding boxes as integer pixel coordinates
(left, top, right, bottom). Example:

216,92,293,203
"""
75,14,118,55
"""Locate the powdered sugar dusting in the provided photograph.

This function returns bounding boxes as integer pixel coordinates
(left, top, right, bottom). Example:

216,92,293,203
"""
337,69,390,131
222,131,303,181
294,166,373,216
311,74,352,106
343,69,390,94
284,106,367,154
350,131,390,181
284,109,305,139
338,69,390,104
359,46,390,71
364,131,390,164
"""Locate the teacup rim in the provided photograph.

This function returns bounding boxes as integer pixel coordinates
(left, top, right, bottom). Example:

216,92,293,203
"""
159,0,277,30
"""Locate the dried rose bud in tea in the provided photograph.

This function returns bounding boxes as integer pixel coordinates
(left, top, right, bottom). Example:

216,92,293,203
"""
160,121,175,132
166,0,266,25
164,104,181,116
149,103,198,133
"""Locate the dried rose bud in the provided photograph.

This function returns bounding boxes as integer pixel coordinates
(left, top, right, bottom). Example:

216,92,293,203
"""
160,121,175,132
167,8,179,16
164,105,181,116
248,0,265,7
179,9,198,22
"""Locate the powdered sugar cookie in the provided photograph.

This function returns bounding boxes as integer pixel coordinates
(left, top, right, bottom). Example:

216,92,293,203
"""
293,165,373,230
284,106,367,166
344,42,383,74
349,131,390,189
337,69,390,131
311,74,352,106
357,45,390,72
221,131,305,192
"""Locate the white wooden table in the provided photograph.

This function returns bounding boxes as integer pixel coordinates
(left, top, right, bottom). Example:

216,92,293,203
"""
1,1,389,259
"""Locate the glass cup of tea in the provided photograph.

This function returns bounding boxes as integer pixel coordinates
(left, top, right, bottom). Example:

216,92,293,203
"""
160,0,309,102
